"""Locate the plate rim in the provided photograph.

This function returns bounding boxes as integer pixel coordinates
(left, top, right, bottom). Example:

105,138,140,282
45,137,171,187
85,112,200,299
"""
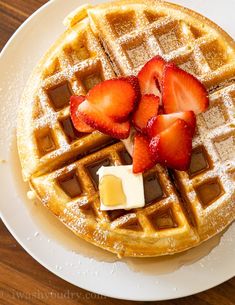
0,0,234,301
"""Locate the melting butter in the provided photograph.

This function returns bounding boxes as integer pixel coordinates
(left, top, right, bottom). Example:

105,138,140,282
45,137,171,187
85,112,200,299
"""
99,174,126,206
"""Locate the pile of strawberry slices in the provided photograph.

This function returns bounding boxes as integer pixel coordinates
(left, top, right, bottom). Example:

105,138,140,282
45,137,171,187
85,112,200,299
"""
70,56,209,174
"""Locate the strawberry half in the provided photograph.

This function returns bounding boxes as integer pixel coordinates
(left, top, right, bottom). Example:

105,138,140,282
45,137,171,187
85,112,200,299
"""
158,105,164,115
77,100,130,139
138,56,166,96
149,119,192,171
147,111,196,137
119,75,141,103
70,95,94,133
86,78,139,123
132,94,160,133
133,133,155,173
162,63,209,114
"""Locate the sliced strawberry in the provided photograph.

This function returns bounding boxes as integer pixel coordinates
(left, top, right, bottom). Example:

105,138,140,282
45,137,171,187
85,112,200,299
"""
158,105,164,115
70,95,94,133
162,63,209,114
77,100,130,139
138,56,166,96
119,75,141,103
132,94,160,133
86,78,139,123
149,119,192,171
133,133,155,173
147,111,196,137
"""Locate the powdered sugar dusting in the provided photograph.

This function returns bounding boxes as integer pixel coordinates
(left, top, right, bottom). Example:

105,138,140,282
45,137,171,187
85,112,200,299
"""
15,1,235,257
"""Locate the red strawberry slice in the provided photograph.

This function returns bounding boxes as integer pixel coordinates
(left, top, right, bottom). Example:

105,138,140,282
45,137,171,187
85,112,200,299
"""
149,119,192,171
77,100,130,139
86,78,139,123
138,56,166,96
162,63,209,114
70,95,94,133
133,133,155,173
132,94,160,133
147,111,196,137
119,75,141,102
158,105,164,115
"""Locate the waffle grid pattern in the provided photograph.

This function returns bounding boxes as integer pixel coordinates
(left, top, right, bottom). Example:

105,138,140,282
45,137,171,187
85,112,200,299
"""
175,82,235,239
31,141,198,255
25,19,115,179
88,3,235,87
18,1,235,256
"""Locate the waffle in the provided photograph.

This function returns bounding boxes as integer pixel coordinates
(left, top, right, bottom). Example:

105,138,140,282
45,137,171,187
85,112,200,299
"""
88,0,235,87
17,13,115,181
17,0,235,257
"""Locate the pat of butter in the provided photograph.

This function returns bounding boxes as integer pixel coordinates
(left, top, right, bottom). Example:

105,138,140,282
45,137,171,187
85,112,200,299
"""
97,165,145,211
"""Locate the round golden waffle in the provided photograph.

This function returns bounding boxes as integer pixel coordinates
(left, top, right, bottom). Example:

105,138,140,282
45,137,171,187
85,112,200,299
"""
17,0,235,257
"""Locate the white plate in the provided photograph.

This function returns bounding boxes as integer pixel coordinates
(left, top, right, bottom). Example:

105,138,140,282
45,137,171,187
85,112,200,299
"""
0,0,234,301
